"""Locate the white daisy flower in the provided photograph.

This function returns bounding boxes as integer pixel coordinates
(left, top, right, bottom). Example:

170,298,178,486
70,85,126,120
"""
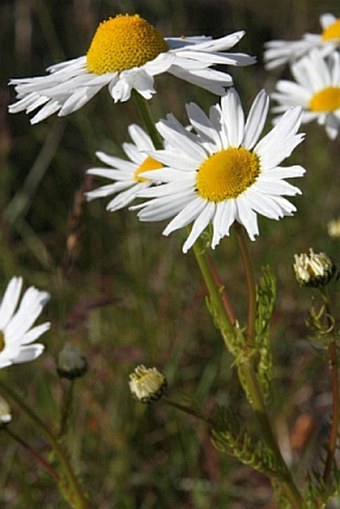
85,124,164,211
271,50,340,140
8,13,255,125
0,277,50,369
264,13,340,70
133,88,305,253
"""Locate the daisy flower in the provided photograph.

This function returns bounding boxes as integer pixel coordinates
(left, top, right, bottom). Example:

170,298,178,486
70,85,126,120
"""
133,88,305,253
0,277,50,369
85,124,164,211
8,13,255,125
264,13,340,70
271,50,340,139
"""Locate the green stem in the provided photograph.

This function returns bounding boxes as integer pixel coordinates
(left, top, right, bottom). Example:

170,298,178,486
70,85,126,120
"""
0,380,90,509
132,92,163,149
191,242,303,509
207,255,236,325
58,380,75,439
234,224,256,347
320,290,339,487
163,397,214,425
322,338,339,485
192,241,235,350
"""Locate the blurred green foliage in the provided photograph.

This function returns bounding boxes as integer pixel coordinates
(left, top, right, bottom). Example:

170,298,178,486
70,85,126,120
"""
0,0,339,507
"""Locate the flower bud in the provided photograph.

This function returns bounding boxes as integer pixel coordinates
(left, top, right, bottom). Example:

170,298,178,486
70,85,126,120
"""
57,342,88,380
129,365,167,403
293,248,336,288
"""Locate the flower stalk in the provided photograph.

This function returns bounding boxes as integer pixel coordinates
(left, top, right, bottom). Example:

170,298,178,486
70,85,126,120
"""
132,91,163,149
0,380,90,509
234,223,257,347
320,290,339,488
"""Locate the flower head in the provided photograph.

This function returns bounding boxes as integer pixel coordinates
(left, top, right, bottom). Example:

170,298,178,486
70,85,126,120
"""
0,277,50,369
134,88,305,253
293,248,336,287
271,50,340,139
264,13,340,70
129,365,167,403
8,13,255,124
85,124,163,211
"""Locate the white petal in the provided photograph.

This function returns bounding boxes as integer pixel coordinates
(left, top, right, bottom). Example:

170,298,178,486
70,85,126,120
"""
186,102,223,150
86,182,134,202
137,191,195,221
212,200,236,247
236,196,259,240
11,344,45,364
221,88,245,146
255,107,304,168
128,124,155,151
19,323,51,345
320,13,337,29
243,90,269,149
163,196,207,235
182,201,216,253
5,288,50,343
106,184,145,211
0,277,23,330
156,121,206,163
168,66,232,95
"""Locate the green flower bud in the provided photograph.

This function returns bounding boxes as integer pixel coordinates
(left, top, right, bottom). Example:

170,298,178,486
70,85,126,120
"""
57,342,88,380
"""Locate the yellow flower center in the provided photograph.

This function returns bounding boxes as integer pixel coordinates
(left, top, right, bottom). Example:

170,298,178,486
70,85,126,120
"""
196,147,260,202
0,331,5,353
321,18,340,42
86,14,169,74
309,87,340,112
134,156,163,182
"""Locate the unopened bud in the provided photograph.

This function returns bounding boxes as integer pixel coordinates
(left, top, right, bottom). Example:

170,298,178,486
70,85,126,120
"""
57,342,87,380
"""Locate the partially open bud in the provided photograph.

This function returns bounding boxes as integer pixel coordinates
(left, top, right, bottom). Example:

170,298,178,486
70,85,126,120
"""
129,365,167,403
57,342,88,380
293,248,336,288
0,395,12,425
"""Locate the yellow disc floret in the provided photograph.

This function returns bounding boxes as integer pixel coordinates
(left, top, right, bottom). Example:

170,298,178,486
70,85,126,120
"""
196,147,260,202
309,87,340,112
134,156,163,182
322,18,340,42
0,331,5,352
86,14,169,74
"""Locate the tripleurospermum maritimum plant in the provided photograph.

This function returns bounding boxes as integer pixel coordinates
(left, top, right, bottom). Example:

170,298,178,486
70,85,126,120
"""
3,5,340,509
